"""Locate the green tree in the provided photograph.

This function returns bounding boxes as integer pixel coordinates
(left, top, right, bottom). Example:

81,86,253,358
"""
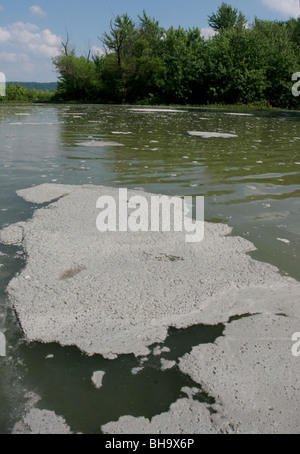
208,2,246,32
50,10,300,108
93,52,122,102
162,26,206,104
96,11,166,103
100,14,137,101
205,26,266,104
125,11,165,102
53,54,98,100
53,32,99,101
0,84,53,103
253,19,299,107
286,17,300,47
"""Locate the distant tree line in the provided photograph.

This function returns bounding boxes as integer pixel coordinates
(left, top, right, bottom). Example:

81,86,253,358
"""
0,83,54,103
8,82,57,92
3,3,300,108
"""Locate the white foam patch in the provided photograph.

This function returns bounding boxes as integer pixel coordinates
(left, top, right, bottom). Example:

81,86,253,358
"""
1,184,299,359
102,398,217,434
112,132,132,135
131,367,143,375
21,409,72,434
77,140,124,147
225,113,254,117
179,314,300,434
128,108,185,113
160,359,176,371
188,131,238,138
91,371,106,389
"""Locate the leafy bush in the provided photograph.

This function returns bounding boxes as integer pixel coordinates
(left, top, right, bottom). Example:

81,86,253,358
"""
0,84,54,103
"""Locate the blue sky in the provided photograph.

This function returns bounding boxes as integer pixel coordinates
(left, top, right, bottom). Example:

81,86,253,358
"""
0,0,300,82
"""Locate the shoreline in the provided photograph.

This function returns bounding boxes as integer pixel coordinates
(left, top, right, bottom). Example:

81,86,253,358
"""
1,99,298,113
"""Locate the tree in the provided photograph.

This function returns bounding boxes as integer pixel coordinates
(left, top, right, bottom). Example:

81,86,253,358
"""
125,11,166,102
204,26,267,105
51,10,300,108
162,26,206,104
53,31,100,101
286,17,300,47
99,14,137,100
60,29,74,57
53,54,98,100
97,11,166,103
252,19,299,107
93,52,123,102
208,2,246,32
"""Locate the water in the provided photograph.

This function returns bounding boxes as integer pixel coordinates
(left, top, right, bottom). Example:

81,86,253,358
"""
0,104,299,433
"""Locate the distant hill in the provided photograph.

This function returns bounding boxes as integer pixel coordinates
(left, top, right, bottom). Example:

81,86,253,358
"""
7,82,57,92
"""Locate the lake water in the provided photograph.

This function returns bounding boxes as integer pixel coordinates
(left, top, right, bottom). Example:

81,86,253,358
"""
0,104,299,433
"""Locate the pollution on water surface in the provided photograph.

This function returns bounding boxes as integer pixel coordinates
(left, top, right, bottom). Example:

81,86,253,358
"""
0,104,300,434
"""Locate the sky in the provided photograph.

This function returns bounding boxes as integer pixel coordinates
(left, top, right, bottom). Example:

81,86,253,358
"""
0,0,300,82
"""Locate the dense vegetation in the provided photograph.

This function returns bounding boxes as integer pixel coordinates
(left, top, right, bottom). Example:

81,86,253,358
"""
2,3,300,107
51,3,300,108
0,83,54,103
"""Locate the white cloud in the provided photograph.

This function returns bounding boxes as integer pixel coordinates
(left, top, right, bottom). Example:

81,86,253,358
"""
262,0,300,17
0,28,11,43
0,22,61,80
91,46,105,56
0,51,30,64
0,6,4,12
0,22,61,57
29,5,47,17
201,27,217,40
0,51,17,62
